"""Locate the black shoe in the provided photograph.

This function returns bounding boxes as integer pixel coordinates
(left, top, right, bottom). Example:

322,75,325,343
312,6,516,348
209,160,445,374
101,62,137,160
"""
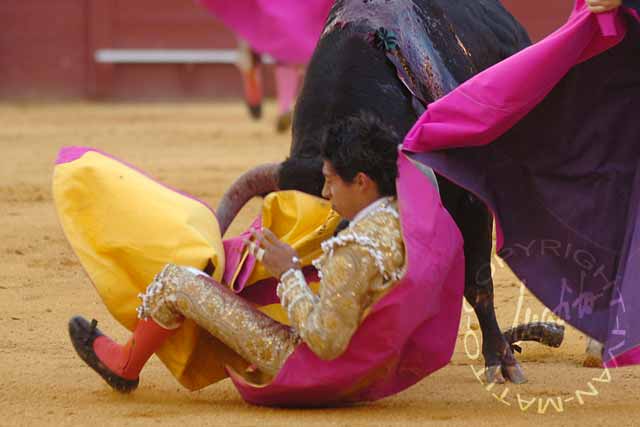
247,103,262,120
68,316,139,393
275,111,292,133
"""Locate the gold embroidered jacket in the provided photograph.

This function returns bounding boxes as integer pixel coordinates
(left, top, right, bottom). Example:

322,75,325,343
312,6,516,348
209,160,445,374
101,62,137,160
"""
278,198,405,360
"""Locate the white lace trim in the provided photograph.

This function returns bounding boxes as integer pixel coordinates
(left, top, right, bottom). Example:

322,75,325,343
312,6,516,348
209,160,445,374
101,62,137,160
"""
351,197,391,224
135,265,179,321
136,278,163,320
315,199,402,282
277,268,318,322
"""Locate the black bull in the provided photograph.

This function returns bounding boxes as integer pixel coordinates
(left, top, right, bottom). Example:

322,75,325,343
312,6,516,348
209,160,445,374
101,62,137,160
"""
216,0,562,383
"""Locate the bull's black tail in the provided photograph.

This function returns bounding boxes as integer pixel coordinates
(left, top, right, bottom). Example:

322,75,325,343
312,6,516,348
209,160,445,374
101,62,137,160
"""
503,322,565,353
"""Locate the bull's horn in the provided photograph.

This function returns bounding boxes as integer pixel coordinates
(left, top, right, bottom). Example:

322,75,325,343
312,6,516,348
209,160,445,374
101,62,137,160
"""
216,163,280,235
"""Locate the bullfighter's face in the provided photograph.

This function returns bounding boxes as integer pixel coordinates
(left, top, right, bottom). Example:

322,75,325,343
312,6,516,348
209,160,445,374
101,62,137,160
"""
321,160,379,221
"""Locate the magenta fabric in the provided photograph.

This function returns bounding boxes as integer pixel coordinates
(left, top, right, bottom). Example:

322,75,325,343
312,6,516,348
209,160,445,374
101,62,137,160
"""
239,266,320,307
221,218,320,299
197,0,334,64
606,345,640,368
222,217,261,292
229,152,465,406
402,5,627,171
403,1,640,365
403,5,627,250
275,65,301,113
56,146,94,165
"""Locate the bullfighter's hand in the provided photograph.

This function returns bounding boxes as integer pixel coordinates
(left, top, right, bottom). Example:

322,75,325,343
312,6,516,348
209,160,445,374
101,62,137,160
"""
586,0,622,13
245,228,301,278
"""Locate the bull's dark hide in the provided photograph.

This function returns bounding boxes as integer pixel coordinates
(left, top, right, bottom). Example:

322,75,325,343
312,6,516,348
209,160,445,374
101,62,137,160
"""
282,0,530,195
274,0,531,378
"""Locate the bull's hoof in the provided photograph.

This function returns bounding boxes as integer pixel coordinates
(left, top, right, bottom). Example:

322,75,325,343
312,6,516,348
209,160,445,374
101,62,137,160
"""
583,338,604,368
486,365,506,384
502,363,527,384
583,355,604,368
486,363,527,384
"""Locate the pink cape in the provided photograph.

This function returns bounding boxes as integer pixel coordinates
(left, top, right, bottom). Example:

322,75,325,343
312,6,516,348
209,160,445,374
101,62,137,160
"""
197,0,334,64
229,152,465,406
403,2,628,249
403,1,640,366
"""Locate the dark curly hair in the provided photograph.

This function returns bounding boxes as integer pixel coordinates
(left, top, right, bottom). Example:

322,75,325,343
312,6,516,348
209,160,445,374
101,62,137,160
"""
321,112,400,196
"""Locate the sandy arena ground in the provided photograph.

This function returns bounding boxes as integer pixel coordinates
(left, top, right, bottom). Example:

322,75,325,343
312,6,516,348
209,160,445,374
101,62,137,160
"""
0,102,638,426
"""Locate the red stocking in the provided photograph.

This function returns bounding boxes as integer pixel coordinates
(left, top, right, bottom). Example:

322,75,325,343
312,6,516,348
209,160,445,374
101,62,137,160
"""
93,318,176,380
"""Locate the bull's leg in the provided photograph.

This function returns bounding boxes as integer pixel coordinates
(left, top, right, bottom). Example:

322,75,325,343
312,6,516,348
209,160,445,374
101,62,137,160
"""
437,177,525,384
462,196,525,383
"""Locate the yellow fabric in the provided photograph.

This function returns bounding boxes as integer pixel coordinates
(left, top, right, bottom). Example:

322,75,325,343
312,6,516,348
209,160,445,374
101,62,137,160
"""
247,192,341,285
245,192,340,324
53,150,338,390
53,151,229,389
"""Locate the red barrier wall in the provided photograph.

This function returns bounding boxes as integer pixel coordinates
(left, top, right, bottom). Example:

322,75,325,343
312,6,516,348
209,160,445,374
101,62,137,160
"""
0,0,575,100
502,0,574,42
0,1,89,98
